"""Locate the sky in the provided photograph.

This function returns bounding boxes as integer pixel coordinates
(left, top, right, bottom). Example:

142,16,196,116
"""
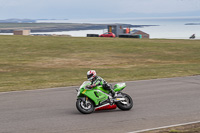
0,0,200,20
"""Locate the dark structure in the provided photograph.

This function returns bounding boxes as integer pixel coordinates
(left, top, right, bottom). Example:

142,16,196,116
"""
119,34,141,38
189,34,195,39
87,34,99,37
131,30,150,39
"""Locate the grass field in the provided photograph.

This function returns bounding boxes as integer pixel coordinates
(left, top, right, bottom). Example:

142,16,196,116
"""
0,35,200,92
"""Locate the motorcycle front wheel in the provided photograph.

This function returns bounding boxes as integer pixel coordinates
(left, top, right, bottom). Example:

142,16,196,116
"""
116,93,133,111
76,98,94,114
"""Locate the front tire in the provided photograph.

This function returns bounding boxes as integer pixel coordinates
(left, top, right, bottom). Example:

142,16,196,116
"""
76,98,94,114
116,93,133,111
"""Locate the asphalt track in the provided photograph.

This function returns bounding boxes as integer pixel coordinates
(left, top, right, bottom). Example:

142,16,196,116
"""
0,76,200,133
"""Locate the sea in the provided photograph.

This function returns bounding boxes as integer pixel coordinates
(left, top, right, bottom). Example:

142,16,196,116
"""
1,17,200,39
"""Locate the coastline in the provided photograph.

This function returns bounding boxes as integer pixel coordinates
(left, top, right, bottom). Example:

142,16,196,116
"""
1,17,199,39
0,23,158,33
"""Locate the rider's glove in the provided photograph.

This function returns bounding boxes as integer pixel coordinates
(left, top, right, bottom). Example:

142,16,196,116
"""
91,84,96,88
86,85,92,89
86,84,96,89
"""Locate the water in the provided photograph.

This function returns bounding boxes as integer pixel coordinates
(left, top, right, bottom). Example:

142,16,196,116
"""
0,33,13,35
125,17,200,39
31,30,106,37
35,17,200,39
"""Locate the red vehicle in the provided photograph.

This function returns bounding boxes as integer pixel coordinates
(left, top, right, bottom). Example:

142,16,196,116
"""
99,32,116,37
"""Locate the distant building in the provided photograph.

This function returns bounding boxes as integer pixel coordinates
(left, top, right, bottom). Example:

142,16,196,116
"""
107,24,131,37
13,30,30,35
106,24,150,39
131,30,150,39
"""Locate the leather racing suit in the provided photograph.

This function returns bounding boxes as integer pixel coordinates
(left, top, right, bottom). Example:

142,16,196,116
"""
87,76,115,96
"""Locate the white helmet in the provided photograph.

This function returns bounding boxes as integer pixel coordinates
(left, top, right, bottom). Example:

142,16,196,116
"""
87,70,96,81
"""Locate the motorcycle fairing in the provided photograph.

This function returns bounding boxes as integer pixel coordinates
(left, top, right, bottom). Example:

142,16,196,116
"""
81,89,109,106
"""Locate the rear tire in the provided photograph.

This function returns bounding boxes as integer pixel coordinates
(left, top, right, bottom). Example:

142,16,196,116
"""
116,93,133,111
76,98,94,114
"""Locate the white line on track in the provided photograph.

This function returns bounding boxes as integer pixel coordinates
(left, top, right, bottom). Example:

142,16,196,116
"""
128,120,200,133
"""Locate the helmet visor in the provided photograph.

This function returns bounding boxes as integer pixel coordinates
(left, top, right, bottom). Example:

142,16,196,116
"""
87,73,94,80
87,74,93,80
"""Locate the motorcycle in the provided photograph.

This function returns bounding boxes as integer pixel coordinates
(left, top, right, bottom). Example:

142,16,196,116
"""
76,81,133,114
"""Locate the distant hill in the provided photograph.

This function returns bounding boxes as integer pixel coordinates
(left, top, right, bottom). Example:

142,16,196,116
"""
0,19,68,23
185,23,200,25
0,22,158,33
0,19,36,23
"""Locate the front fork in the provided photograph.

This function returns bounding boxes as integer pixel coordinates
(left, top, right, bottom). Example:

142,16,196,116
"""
85,96,89,105
77,96,90,107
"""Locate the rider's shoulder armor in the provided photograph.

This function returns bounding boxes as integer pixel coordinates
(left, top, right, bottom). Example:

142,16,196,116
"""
92,76,106,85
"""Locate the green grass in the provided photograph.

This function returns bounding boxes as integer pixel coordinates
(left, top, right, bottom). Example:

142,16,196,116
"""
0,35,200,92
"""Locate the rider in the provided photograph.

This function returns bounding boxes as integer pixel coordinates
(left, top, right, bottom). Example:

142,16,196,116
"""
86,70,116,97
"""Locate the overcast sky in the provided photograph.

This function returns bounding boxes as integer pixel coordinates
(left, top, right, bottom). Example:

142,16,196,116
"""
0,0,200,19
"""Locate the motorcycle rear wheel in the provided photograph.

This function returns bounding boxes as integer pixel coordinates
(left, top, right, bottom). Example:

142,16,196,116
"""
76,98,94,114
116,93,133,111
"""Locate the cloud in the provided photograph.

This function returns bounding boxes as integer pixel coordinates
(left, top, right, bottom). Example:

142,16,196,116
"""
107,0,200,14
0,0,199,19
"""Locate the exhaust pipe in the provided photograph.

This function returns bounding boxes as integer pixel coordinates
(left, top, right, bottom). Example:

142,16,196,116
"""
95,103,117,111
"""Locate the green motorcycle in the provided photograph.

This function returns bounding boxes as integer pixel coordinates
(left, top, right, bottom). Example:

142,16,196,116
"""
76,81,133,114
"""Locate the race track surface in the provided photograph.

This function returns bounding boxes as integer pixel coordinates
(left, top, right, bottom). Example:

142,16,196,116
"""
0,76,200,133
